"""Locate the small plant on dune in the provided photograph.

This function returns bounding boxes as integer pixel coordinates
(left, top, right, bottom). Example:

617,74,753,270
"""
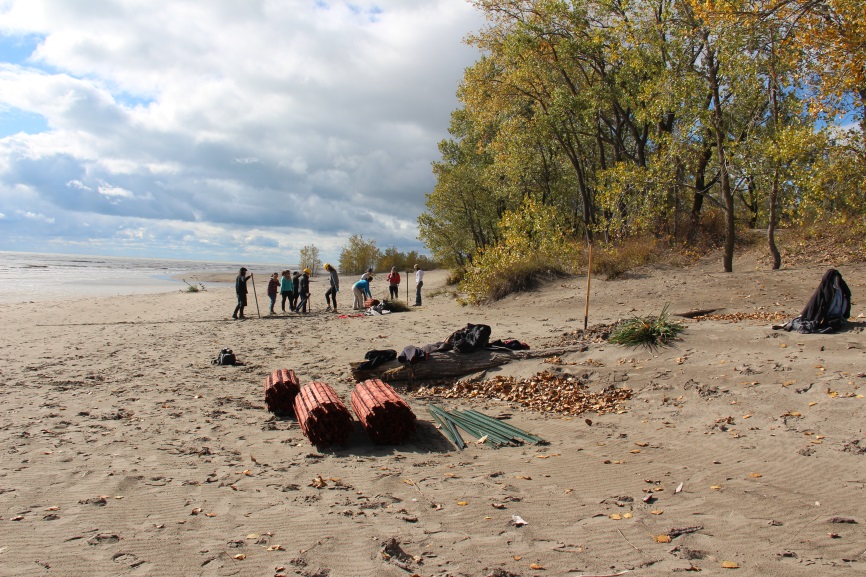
182,279,206,293
609,305,685,348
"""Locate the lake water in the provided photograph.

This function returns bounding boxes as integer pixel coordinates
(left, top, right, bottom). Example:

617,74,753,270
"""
0,251,293,303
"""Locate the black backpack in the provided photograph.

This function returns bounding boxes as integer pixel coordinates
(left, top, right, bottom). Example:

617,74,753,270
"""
446,323,492,353
213,348,237,366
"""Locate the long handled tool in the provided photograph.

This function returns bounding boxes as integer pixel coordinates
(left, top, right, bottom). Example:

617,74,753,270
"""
584,243,593,330
251,273,261,318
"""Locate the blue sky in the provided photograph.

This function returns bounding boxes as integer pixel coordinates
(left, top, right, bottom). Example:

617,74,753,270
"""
0,0,485,263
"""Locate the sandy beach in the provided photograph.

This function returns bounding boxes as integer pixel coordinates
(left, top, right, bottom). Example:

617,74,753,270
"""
1,253,865,576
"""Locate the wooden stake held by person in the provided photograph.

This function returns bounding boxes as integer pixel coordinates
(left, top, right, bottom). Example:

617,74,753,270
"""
251,272,261,318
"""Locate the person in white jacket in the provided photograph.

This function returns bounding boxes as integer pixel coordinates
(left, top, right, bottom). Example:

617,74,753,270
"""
413,264,424,306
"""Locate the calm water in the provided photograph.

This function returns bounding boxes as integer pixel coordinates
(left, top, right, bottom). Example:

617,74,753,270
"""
0,251,292,303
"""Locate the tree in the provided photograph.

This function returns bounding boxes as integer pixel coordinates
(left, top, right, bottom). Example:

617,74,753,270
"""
339,235,380,276
298,245,322,276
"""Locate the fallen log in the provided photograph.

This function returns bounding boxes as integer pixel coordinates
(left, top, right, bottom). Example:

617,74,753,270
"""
293,382,353,446
264,368,301,414
351,379,417,444
350,344,588,383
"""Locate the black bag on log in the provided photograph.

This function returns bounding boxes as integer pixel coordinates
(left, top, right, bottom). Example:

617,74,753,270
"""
446,323,492,353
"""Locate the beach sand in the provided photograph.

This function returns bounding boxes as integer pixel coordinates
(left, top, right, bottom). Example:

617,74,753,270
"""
1,254,865,576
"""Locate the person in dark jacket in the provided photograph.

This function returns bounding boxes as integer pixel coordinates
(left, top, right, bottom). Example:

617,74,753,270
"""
290,271,301,311
267,272,279,315
294,268,311,313
324,263,340,312
232,267,252,320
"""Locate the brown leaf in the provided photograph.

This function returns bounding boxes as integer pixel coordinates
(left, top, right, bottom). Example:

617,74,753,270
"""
654,535,672,543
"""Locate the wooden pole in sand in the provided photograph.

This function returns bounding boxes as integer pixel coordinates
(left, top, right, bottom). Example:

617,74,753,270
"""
406,270,410,303
584,244,593,330
250,273,261,318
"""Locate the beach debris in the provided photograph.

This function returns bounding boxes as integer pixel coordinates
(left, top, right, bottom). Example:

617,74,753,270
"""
420,372,631,417
380,537,420,571
720,560,740,568
675,482,684,494
351,379,417,444
264,368,301,415
511,515,528,526
668,526,703,539
427,405,546,448
293,382,353,446
827,517,858,524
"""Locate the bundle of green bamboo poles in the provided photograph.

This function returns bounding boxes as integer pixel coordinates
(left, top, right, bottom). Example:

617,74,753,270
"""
428,404,546,449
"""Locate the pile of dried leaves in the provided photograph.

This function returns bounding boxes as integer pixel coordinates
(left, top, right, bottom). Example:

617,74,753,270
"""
557,322,618,346
417,370,631,416
690,311,788,322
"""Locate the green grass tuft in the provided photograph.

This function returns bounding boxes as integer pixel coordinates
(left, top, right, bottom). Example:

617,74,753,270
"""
609,305,685,348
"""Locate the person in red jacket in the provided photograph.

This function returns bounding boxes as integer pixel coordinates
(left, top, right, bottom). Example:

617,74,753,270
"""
386,266,401,300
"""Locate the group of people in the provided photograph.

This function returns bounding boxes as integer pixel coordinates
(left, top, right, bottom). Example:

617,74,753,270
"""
232,263,425,319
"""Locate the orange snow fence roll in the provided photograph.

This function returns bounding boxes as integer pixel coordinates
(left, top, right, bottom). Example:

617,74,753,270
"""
293,382,353,446
264,368,301,414
351,379,417,444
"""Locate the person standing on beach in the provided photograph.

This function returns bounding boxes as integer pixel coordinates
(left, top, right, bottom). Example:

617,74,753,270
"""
386,266,400,300
280,270,292,313
294,268,311,313
352,274,372,310
290,271,301,310
414,264,424,306
267,272,279,315
359,267,373,281
324,263,339,312
232,267,252,319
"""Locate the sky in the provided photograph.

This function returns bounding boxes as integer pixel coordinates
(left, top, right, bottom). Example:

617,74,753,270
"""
0,0,485,264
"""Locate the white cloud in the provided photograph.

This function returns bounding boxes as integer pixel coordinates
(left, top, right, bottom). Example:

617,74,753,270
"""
96,181,134,199
0,0,485,261
17,209,54,223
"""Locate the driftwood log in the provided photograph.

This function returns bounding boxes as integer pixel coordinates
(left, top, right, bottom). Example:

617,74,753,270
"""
350,344,588,383
293,382,353,446
264,368,300,414
351,379,417,444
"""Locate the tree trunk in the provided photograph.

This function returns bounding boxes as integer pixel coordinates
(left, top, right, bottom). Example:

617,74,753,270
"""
704,39,735,272
350,345,588,383
768,168,782,270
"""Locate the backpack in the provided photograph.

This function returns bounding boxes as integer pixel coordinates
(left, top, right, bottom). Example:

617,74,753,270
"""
213,348,237,366
446,323,492,353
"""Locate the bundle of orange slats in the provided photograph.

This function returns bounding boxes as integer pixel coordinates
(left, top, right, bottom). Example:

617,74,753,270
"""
351,379,417,444
264,368,301,414
293,381,353,446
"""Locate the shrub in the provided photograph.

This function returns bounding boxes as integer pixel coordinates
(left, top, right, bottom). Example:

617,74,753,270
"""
461,198,581,304
609,305,685,348
592,236,661,279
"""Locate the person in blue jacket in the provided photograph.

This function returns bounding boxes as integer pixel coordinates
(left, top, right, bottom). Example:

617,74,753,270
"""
279,270,293,312
352,274,372,310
